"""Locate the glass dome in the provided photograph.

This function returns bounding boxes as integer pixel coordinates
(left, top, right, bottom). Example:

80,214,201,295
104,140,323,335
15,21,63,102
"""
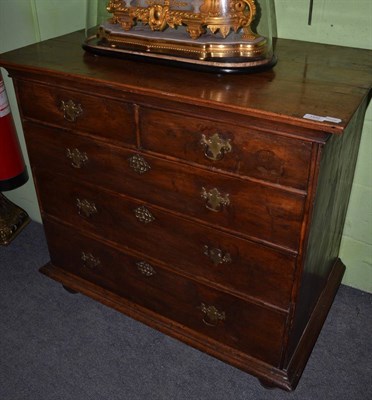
84,0,277,72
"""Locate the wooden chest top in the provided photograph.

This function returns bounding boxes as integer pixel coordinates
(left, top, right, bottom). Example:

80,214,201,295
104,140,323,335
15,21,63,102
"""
1,31,371,135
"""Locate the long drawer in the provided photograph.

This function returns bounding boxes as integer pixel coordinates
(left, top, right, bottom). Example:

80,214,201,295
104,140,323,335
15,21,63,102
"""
36,171,296,310
139,107,313,190
17,80,136,145
44,218,287,366
25,122,305,250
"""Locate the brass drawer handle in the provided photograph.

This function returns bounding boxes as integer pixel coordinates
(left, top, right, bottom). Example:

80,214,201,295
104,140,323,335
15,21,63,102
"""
200,303,226,327
201,187,230,212
60,99,83,122
76,198,97,218
134,205,155,224
81,251,101,269
128,154,151,174
201,133,232,161
204,245,232,266
66,148,88,169
136,261,156,277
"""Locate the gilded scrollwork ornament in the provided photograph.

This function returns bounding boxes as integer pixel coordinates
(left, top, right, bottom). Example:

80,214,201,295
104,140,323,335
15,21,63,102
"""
106,0,257,40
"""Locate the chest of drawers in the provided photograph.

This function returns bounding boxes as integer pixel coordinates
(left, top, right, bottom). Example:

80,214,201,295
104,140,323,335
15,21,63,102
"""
1,32,371,391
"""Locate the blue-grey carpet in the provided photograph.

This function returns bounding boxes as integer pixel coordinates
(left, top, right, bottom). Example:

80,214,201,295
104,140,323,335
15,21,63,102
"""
0,222,371,400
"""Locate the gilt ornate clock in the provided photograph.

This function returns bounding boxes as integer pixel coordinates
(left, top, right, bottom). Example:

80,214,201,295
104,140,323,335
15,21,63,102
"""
84,0,276,72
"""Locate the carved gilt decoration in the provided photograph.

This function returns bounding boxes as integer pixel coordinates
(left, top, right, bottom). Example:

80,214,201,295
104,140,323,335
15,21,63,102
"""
106,0,257,40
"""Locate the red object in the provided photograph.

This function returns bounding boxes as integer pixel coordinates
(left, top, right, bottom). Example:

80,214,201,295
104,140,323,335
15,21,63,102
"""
0,72,28,191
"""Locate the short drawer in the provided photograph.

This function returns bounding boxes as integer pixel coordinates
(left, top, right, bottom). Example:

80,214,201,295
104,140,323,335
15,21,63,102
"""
139,107,312,190
44,219,287,367
25,122,305,250
16,80,136,145
36,171,296,310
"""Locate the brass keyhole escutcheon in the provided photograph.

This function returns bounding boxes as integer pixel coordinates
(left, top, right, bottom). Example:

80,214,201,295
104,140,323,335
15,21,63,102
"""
200,303,226,327
200,133,232,161
60,99,83,122
134,206,155,224
76,198,97,218
66,148,88,169
201,187,230,212
204,245,232,266
136,261,156,277
81,252,101,269
128,154,151,174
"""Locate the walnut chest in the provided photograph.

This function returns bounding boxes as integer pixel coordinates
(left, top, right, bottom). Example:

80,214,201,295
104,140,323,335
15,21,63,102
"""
1,32,371,391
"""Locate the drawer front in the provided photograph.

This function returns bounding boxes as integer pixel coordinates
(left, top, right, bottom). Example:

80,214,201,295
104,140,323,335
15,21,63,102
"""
17,80,136,145
25,122,305,250
139,107,312,190
36,171,295,309
44,219,286,366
